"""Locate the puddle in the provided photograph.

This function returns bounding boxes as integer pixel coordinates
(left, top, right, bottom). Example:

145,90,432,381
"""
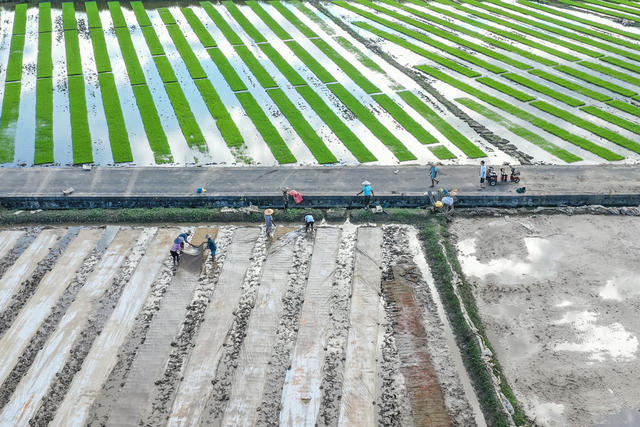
457,237,559,281
553,311,638,362
593,409,640,426
599,275,640,302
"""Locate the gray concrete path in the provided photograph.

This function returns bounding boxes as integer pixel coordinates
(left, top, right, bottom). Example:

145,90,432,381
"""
1,165,638,198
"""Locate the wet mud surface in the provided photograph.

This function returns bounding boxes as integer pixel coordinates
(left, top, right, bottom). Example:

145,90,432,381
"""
451,215,640,426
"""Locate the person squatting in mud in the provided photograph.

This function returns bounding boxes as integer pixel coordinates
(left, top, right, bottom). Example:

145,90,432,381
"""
304,213,315,233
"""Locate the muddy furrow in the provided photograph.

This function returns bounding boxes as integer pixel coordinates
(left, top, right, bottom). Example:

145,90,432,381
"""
0,229,97,410
202,230,270,422
256,234,315,426
381,226,454,427
379,226,415,427
87,228,198,426
0,228,41,281
0,227,80,338
317,227,358,426
29,229,156,426
145,227,236,425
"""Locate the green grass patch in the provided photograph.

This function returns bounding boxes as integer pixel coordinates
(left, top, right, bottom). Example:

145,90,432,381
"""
428,145,456,159
62,2,77,30
91,29,112,73
328,84,416,161
372,94,438,144
5,35,25,82
411,0,576,63
158,8,177,25
98,73,133,163
153,56,177,83
518,0,640,43
140,26,165,56
502,73,584,107
582,105,640,135
68,75,93,164
378,0,553,67
477,77,535,102
528,69,611,102
130,1,152,27
108,1,127,28
64,31,83,76
85,1,102,29
398,90,485,158
194,79,244,148
114,27,146,85
555,65,636,97
206,47,247,91
334,36,385,74
0,82,21,163
285,40,335,84
353,22,481,78
531,100,640,154
295,85,376,162
164,82,207,152
258,43,307,86
337,2,506,74
247,0,291,39
132,84,172,163
457,97,581,162
200,1,243,45
222,1,267,43
311,38,380,93
12,4,27,35
418,65,623,160
37,31,53,79
39,2,52,33
355,0,533,69
607,100,640,117
181,8,217,48
601,57,640,75
579,61,640,88
235,91,296,164
165,25,207,79
293,0,335,35
268,88,338,163
234,45,278,88
35,77,54,164
272,1,318,38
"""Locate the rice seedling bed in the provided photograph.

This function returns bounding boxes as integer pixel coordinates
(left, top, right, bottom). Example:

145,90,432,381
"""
181,8,217,48
476,77,536,102
285,40,336,83
258,43,307,86
164,82,207,152
456,97,582,162
397,90,485,158
0,82,22,163
295,86,376,162
200,1,243,45
131,1,152,27
114,27,146,85
327,83,416,161
97,73,133,163
90,29,112,73
555,65,637,97
581,105,640,135
528,69,611,102
39,2,52,32
193,79,244,148
271,1,318,38
246,0,292,40
502,73,584,107
132,84,172,163
607,100,640,117
267,88,337,163
37,31,53,79
206,47,248,91
371,93,438,144
235,91,296,163
34,77,54,164
68,75,93,164
223,1,267,43
164,21,207,80
233,45,278,88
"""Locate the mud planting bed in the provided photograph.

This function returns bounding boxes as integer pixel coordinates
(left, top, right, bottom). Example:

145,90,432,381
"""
0,223,481,426
450,215,640,426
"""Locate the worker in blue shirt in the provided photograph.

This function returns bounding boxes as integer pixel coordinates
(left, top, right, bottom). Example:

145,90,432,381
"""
356,181,374,208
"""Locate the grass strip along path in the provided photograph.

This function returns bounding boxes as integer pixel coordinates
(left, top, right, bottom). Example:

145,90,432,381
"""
239,1,416,161
63,2,92,164
108,2,171,162
0,4,27,163
416,65,624,161
215,0,377,162
35,3,54,164
85,1,132,163
456,97,581,163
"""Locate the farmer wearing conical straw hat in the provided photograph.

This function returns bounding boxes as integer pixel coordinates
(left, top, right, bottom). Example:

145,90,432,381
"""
264,209,275,236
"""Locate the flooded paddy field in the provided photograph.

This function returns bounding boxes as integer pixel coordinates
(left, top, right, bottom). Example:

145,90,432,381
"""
450,215,640,426
0,222,484,426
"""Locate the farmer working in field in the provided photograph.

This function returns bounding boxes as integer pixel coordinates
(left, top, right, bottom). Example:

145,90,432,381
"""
357,181,374,209
206,234,217,261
